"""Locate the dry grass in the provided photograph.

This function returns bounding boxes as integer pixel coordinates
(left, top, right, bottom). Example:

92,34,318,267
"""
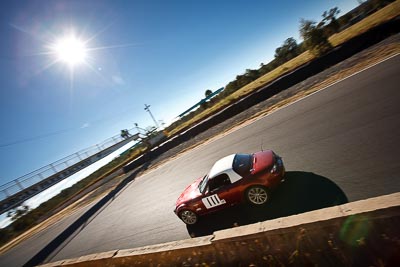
168,51,315,136
151,45,400,186
223,44,400,135
168,0,400,137
329,0,400,46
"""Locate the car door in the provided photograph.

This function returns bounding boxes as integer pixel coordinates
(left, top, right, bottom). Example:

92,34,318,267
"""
201,173,235,212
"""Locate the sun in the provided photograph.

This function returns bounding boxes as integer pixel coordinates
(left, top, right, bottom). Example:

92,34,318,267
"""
37,26,135,79
52,34,87,67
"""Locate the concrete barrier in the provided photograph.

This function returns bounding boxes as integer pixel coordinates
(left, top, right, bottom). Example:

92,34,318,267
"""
39,192,400,266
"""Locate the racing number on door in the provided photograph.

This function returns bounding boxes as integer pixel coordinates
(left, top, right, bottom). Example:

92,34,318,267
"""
202,194,226,209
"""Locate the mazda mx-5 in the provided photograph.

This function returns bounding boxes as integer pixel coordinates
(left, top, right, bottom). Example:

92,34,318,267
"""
174,150,285,224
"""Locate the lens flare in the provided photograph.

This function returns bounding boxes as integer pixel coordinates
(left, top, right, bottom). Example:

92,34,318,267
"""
339,215,371,246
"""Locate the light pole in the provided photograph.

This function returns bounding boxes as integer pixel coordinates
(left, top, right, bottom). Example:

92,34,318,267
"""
144,104,159,129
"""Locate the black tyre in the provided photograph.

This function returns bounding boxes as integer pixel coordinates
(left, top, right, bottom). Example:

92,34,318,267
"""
246,185,269,205
179,209,198,225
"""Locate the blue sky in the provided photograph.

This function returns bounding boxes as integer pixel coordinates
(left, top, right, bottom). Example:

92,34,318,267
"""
0,0,358,185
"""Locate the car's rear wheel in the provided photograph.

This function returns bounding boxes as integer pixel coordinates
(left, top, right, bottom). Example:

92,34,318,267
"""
246,185,269,205
179,210,198,225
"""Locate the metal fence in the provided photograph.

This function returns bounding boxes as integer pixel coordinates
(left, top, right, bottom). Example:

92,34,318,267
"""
0,132,134,202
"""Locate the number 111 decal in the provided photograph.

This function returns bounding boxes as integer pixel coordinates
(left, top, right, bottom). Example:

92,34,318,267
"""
202,194,226,209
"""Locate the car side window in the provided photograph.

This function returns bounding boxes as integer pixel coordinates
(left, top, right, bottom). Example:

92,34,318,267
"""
233,154,253,177
208,173,231,192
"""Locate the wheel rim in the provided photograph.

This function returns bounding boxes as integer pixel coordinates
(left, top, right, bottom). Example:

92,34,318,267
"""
248,187,268,204
180,210,197,224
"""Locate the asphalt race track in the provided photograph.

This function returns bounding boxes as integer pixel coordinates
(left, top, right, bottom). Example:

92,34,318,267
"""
1,54,400,266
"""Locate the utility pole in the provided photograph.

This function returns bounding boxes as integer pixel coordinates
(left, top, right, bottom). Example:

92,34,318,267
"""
144,104,159,129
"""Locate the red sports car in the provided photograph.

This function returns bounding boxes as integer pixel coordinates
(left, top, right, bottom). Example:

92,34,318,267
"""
174,150,285,224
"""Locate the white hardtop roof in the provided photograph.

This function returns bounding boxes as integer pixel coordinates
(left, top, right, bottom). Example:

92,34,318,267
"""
208,154,242,183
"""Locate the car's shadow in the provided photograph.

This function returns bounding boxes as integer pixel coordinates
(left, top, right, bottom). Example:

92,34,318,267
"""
186,171,348,237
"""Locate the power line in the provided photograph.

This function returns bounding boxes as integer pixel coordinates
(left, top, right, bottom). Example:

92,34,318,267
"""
0,128,74,148
0,107,138,149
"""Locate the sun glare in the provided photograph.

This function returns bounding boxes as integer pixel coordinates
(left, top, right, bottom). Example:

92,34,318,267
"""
38,26,134,80
52,35,87,66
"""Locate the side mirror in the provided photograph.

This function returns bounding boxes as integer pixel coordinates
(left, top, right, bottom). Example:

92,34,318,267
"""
203,186,209,195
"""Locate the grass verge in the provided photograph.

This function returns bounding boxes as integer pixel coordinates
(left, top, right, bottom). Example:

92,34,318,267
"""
168,0,400,137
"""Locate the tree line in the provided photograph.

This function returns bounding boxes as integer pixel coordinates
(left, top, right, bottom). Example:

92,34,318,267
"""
166,0,393,133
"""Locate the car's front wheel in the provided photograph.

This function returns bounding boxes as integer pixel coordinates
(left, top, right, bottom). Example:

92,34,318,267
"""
179,209,198,225
246,185,269,205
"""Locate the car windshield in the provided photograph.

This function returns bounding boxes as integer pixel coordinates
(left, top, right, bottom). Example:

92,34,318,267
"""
199,174,209,194
232,154,253,176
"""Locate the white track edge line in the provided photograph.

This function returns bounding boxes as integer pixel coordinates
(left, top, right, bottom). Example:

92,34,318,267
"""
141,53,400,176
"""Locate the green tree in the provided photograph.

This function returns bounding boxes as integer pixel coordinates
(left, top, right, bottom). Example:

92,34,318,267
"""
7,205,30,221
274,37,301,64
337,12,353,29
201,89,213,109
259,59,279,75
235,71,256,88
299,19,332,56
224,80,239,94
245,69,260,80
322,7,341,35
